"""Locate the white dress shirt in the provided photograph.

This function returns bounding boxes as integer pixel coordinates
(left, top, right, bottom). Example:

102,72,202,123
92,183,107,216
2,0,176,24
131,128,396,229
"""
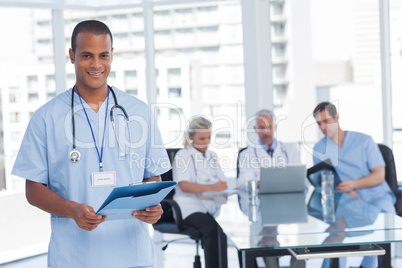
237,140,301,189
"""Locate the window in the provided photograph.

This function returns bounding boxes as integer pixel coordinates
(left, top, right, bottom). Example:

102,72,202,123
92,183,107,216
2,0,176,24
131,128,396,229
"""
27,76,39,92
168,87,181,98
28,93,39,102
308,0,384,166
9,87,20,103
10,131,22,142
124,70,138,86
0,8,55,194
154,2,244,162
389,0,402,181
10,112,21,123
46,75,56,92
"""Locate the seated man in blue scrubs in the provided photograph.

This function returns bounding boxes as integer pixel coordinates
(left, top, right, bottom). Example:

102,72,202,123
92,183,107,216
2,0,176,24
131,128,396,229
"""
313,101,395,268
12,20,170,268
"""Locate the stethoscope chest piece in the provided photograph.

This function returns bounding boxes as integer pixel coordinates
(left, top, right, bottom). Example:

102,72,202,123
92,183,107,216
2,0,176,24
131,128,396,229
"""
69,149,81,163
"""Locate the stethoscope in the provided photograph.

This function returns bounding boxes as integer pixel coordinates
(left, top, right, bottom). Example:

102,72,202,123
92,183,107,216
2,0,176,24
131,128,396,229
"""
190,151,219,182
69,85,132,163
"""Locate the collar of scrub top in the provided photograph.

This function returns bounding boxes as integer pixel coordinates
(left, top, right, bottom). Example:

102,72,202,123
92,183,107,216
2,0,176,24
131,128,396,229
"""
74,84,110,172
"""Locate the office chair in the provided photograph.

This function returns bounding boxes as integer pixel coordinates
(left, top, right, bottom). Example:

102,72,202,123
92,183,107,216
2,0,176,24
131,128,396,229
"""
378,144,402,216
236,147,248,178
236,147,260,268
153,148,202,268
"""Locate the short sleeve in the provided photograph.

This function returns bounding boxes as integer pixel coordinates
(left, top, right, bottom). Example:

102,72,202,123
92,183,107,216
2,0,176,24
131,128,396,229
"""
312,143,322,165
366,136,385,170
172,149,194,183
12,113,49,184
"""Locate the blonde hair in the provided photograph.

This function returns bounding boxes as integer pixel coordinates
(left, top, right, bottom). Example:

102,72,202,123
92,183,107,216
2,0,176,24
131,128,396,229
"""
184,116,212,148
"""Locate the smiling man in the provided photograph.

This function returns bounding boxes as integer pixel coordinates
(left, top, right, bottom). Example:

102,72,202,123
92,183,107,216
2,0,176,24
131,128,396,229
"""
12,20,170,268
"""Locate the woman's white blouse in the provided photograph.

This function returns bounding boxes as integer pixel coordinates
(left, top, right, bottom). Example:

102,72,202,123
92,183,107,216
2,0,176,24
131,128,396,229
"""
172,146,226,219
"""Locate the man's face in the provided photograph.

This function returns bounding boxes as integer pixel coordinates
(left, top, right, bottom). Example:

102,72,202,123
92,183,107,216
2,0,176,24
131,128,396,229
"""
314,109,339,139
254,115,276,146
69,32,113,92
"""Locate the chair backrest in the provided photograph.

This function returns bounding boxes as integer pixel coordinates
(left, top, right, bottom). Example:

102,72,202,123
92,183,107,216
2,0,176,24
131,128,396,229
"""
236,147,248,178
154,148,186,229
160,148,181,198
378,144,398,194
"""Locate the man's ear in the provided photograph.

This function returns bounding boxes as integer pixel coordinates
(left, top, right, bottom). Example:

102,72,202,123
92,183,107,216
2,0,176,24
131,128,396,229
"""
111,48,114,63
69,48,75,63
334,114,339,122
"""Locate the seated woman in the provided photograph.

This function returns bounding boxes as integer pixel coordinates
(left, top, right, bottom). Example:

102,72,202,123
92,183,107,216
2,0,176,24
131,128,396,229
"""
172,116,228,268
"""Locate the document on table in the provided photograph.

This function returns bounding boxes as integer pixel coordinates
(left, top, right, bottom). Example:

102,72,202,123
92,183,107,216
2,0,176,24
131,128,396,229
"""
202,188,239,196
96,181,177,221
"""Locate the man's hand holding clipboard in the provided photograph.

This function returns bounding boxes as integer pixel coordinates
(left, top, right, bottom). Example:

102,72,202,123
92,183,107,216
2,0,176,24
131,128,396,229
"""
96,181,177,221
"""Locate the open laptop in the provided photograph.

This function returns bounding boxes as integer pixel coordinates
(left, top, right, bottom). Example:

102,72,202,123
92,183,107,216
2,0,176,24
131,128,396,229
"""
259,165,306,194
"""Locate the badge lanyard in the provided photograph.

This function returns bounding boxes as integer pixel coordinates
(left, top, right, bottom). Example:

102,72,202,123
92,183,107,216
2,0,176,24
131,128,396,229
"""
75,85,110,172
69,85,133,163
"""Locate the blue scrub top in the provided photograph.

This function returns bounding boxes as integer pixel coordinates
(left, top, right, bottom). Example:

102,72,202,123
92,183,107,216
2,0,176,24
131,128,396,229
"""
313,131,395,213
12,87,171,268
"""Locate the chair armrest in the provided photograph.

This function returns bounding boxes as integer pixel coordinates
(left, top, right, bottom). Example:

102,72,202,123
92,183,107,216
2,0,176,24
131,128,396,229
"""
394,186,402,217
161,199,185,232
395,186,402,199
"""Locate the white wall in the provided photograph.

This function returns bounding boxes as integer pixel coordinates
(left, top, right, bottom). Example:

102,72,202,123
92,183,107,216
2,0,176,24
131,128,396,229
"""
0,192,50,264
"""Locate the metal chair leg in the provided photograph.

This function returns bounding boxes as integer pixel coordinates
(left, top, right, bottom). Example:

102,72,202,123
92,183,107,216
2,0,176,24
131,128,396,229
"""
193,239,201,268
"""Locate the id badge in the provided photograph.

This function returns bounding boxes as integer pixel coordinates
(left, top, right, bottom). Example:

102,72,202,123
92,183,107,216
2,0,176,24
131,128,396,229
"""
92,171,116,187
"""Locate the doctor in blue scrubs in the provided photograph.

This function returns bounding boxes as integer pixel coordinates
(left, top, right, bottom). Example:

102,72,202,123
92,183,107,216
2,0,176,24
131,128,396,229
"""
313,102,395,268
12,20,170,268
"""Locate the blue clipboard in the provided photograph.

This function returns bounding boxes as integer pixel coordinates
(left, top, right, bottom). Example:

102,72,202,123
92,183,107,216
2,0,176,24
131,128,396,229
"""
96,181,177,221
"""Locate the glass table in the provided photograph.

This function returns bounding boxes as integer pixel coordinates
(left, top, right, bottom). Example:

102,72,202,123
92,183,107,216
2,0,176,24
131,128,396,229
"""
212,188,402,268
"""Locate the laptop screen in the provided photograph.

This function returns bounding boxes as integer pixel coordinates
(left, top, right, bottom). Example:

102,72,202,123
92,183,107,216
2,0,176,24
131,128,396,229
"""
259,165,306,194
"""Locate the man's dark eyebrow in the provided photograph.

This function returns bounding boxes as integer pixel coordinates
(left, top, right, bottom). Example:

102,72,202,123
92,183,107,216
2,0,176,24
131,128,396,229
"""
80,51,110,55
80,51,93,55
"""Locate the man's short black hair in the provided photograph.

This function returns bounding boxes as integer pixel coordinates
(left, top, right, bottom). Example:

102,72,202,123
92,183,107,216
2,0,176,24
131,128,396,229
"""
71,20,113,52
313,102,338,117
